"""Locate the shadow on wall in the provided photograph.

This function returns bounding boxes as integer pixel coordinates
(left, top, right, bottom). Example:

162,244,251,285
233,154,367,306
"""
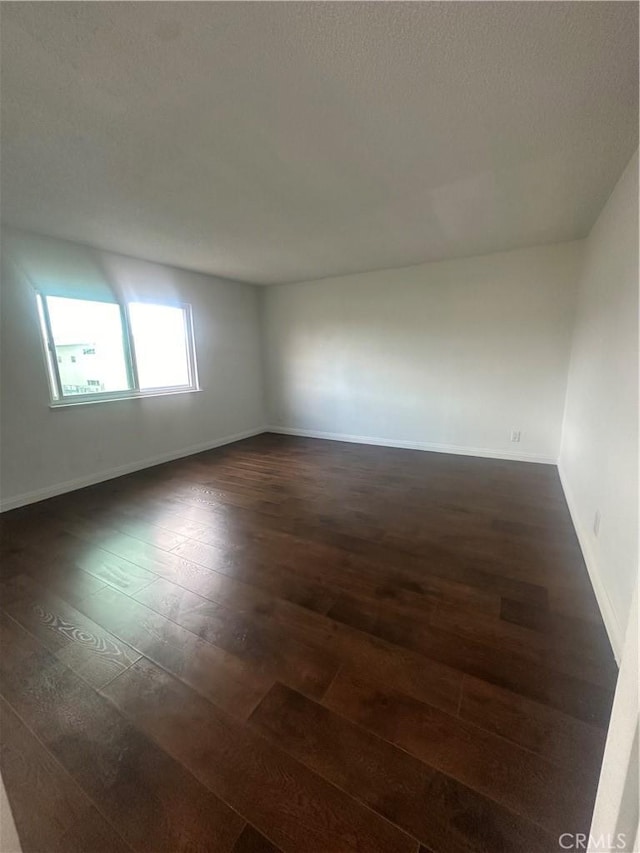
4,228,185,306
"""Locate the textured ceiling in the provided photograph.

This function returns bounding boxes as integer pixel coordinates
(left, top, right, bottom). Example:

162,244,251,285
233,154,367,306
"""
1,2,638,285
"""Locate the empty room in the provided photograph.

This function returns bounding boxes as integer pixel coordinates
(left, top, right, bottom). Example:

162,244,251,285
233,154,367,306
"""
0,2,638,852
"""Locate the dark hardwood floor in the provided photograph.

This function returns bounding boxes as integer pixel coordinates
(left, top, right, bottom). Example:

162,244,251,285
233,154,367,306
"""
0,433,617,852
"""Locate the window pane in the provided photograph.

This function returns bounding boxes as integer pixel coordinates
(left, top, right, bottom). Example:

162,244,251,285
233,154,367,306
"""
129,302,191,390
46,296,131,396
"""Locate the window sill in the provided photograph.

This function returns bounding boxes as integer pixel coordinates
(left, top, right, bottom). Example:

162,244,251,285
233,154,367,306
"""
49,387,202,409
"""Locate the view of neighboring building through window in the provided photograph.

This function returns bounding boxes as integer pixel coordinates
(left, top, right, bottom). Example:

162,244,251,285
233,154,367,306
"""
56,344,106,394
45,296,131,396
37,294,197,403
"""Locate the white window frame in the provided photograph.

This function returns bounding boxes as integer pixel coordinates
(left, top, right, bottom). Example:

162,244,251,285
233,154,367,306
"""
36,293,200,407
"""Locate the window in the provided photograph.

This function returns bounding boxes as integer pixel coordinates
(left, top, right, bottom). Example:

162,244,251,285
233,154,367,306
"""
128,302,192,390
36,294,198,405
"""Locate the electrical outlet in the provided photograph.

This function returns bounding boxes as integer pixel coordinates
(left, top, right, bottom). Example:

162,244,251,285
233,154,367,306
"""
510,430,521,443
593,511,601,537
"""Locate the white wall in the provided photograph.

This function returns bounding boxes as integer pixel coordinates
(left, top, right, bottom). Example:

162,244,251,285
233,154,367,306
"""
559,152,639,660
0,772,21,853
588,586,638,852
0,230,265,510
263,242,583,463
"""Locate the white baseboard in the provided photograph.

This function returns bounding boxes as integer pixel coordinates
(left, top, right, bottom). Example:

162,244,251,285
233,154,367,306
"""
557,463,623,664
266,425,557,464
0,426,266,513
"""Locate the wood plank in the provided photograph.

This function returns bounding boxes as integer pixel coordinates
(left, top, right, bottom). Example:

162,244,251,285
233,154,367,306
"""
458,675,608,776
500,596,614,663
59,537,158,595
323,668,595,838
1,561,106,609
52,508,188,553
3,527,157,595
134,575,462,715
0,696,132,853
432,601,616,687
133,578,341,700
77,584,272,719
324,591,613,726
0,612,245,853
171,507,550,608
4,576,141,688
231,825,282,853
174,531,426,613
171,537,339,615
61,504,339,616
250,682,556,853
0,434,613,852
103,657,419,853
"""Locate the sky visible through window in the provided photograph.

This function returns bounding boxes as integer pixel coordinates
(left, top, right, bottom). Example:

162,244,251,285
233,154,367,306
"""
129,302,190,389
